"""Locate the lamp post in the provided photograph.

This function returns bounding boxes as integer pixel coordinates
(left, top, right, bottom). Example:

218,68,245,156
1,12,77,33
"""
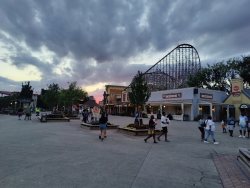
15,101,17,112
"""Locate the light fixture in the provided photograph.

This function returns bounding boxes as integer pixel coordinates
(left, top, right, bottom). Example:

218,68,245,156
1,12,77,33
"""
199,107,202,111
164,106,165,108
212,107,215,112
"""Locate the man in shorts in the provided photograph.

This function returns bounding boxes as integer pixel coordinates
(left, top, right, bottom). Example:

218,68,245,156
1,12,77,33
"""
157,112,170,142
226,114,235,137
238,111,248,138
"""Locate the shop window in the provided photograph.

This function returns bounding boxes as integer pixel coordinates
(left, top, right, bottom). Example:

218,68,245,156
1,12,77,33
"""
176,107,182,115
123,94,126,102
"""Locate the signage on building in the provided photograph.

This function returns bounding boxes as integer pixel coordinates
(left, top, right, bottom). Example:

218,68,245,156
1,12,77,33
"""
111,92,114,100
232,92,241,97
239,104,249,109
233,86,239,91
162,93,182,99
21,99,31,102
200,93,213,99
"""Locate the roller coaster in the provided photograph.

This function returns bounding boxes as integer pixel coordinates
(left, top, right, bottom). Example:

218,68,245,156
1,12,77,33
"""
132,44,201,92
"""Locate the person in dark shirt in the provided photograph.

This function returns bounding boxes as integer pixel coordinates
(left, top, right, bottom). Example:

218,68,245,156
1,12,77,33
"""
99,112,108,141
17,108,23,120
144,115,157,143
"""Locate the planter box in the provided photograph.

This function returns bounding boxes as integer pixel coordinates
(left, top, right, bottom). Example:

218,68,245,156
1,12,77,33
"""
65,116,80,120
117,128,162,136
238,147,250,173
81,122,119,130
38,116,70,122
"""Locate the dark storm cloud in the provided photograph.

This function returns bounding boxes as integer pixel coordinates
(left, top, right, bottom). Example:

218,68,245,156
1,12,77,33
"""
0,0,250,94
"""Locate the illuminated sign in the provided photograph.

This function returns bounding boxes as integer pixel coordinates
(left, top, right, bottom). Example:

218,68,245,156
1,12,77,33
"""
162,93,182,99
232,92,241,97
233,86,239,91
239,104,249,109
200,93,213,99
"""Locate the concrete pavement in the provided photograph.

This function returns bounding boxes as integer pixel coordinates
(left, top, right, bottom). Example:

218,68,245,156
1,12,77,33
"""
0,114,250,187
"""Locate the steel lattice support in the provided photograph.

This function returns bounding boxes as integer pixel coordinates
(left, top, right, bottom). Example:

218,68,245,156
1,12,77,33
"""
131,44,201,92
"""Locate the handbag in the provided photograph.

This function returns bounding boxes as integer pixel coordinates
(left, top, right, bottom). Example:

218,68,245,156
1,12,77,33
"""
201,120,207,128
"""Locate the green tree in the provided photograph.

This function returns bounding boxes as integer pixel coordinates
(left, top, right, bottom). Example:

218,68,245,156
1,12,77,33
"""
128,71,151,124
229,55,250,88
186,58,246,93
20,81,34,99
41,83,60,110
59,82,88,112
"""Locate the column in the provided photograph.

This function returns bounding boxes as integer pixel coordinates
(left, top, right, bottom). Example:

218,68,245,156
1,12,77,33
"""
191,105,193,121
210,103,213,119
181,103,184,121
160,104,162,115
227,105,229,118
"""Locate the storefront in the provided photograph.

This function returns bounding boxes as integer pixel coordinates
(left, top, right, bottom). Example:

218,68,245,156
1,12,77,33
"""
223,78,250,120
146,87,228,121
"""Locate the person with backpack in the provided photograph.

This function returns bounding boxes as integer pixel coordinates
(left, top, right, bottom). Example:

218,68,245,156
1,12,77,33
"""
238,111,248,138
144,115,157,143
204,116,219,144
198,116,205,141
25,108,31,120
226,114,235,137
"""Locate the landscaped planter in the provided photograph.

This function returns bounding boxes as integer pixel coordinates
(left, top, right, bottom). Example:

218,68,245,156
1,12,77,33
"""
117,127,162,136
65,115,80,120
38,116,70,122
80,122,119,130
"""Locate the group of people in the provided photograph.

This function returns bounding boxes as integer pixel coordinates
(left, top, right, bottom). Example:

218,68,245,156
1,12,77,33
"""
81,109,94,123
144,112,170,143
198,111,249,144
17,107,33,120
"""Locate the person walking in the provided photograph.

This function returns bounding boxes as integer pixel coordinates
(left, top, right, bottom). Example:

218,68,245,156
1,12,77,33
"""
79,108,82,117
17,107,23,120
238,111,248,138
226,114,235,137
25,108,31,120
99,112,108,142
221,117,227,133
247,114,250,138
204,116,219,144
198,116,205,141
157,112,170,142
144,115,157,143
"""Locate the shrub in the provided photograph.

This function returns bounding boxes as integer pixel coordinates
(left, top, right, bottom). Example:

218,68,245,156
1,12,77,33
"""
143,114,148,118
125,124,149,129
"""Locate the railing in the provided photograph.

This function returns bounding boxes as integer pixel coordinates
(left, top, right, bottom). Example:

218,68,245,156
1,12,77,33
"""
172,114,183,121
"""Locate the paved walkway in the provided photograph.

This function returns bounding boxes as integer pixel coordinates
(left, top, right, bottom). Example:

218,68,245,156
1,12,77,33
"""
1,114,250,187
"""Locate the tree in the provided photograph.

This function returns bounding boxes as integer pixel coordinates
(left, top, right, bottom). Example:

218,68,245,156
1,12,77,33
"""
41,83,60,110
60,82,88,108
20,81,33,99
186,56,250,93
128,71,151,124
230,55,250,88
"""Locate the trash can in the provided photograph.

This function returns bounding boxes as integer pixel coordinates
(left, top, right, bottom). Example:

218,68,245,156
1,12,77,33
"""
41,113,47,122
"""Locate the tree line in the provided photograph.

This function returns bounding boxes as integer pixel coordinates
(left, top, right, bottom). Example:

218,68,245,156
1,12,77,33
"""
187,55,250,93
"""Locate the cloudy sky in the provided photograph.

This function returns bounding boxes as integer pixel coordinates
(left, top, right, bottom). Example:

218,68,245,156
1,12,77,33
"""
0,0,250,102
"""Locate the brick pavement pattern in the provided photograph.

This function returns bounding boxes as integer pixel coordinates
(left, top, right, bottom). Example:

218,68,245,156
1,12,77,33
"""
212,153,250,188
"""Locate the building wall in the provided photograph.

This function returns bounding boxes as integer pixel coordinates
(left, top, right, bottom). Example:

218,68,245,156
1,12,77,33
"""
224,78,250,120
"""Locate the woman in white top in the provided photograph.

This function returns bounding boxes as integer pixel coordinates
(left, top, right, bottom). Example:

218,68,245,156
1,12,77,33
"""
204,116,219,144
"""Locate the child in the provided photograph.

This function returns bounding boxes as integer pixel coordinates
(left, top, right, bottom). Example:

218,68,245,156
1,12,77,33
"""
221,118,227,133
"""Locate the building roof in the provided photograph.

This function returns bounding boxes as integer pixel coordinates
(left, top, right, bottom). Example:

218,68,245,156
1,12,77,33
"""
242,89,250,99
82,100,99,108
